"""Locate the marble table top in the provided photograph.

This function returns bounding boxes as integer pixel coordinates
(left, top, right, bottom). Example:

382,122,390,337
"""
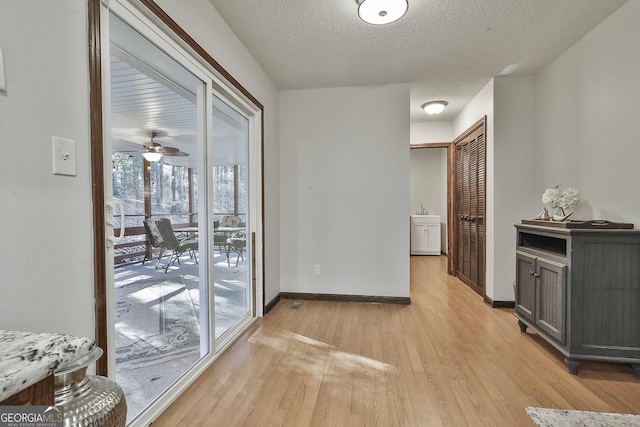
0,330,95,401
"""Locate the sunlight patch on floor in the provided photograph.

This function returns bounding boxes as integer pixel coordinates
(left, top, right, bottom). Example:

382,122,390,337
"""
249,327,395,378
128,282,185,304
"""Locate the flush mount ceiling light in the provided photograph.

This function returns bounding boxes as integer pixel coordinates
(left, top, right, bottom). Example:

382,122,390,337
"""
421,101,448,115
356,0,408,25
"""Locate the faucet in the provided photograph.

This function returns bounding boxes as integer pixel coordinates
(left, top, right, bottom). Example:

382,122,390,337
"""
419,203,428,215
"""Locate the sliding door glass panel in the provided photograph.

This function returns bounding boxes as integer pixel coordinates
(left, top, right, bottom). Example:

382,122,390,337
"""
109,13,208,424
212,95,251,340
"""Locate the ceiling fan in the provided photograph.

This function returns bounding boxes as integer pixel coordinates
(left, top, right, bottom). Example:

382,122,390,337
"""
139,130,189,162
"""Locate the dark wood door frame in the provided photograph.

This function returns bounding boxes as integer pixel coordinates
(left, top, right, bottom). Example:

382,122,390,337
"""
450,117,487,296
410,142,453,273
87,0,265,376
88,0,107,376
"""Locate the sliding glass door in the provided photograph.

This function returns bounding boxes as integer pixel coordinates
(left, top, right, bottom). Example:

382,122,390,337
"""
108,12,209,424
97,0,263,426
100,3,261,425
212,96,252,341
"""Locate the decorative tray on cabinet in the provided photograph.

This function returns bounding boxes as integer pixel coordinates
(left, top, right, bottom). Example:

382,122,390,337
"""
521,219,634,229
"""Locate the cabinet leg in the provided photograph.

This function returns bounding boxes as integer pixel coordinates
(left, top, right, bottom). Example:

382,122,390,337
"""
631,364,640,379
517,319,528,333
564,358,581,375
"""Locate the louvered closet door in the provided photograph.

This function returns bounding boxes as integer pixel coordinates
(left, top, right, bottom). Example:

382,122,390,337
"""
455,127,485,296
476,134,485,292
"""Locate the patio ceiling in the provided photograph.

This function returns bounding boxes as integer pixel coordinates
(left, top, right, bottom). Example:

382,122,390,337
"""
110,13,246,169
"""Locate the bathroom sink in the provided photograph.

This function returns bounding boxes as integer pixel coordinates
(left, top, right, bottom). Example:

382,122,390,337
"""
411,215,440,225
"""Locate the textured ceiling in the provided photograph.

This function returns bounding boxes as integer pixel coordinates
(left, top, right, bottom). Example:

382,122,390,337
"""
207,0,628,122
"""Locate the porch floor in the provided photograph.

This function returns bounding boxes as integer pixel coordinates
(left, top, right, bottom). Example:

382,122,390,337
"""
114,248,249,423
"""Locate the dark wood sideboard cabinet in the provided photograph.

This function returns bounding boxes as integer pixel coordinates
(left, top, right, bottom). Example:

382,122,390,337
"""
514,223,640,377
0,375,54,406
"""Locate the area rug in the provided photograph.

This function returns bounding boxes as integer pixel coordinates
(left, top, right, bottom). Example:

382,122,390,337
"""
213,265,249,338
117,348,200,423
526,407,640,426
115,276,200,363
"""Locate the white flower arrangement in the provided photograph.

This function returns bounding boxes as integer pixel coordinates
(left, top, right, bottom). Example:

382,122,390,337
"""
542,185,580,211
542,187,562,208
559,187,580,210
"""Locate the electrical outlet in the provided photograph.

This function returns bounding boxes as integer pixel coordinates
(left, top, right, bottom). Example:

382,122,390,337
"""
313,265,321,276
52,136,77,176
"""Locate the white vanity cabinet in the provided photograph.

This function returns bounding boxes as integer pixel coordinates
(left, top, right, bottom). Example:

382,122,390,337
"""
410,215,441,255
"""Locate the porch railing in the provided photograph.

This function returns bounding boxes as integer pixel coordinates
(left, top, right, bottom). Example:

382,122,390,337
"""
114,213,195,267
113,212,243,267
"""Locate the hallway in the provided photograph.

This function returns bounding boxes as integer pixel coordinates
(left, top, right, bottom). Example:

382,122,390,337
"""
152,255,640,426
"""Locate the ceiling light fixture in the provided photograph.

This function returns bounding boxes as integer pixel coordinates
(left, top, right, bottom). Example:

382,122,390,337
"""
141,151,163,162
421,101,448,115
356,0,408,25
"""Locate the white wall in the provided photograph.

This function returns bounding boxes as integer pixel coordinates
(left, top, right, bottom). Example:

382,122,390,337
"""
280,84,410,298
155,0,281,305
453,80,496,299
493,75,537,301
450,77,537,302
410,149,445,216
534,0,640,224
0,1,94,336
410,148,448,252
410,121,453,145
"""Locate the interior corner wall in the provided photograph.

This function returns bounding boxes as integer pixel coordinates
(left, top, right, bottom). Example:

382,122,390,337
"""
493,75,536,302
0,1,94,337
534,0,640,224
279,84,411,298
155,0,282,305
453,79,495,299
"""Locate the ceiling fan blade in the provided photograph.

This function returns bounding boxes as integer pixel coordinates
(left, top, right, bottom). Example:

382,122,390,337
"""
157,145,180,154
163,150,189,157
116,130,191,159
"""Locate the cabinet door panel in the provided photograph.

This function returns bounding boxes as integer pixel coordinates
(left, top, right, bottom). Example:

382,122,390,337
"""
515,251,536,322
536,258,567,344
426,224,441,253
410,224,426,252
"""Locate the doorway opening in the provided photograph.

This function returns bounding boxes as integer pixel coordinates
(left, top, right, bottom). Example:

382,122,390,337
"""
410,116,486,299
409,142,451,258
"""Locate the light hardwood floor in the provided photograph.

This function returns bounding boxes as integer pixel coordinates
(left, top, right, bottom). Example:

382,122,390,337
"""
151,255,640,426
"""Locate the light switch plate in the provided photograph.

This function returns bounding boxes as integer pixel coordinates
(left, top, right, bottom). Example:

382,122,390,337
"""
0,48,6,95
52,136,77,176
